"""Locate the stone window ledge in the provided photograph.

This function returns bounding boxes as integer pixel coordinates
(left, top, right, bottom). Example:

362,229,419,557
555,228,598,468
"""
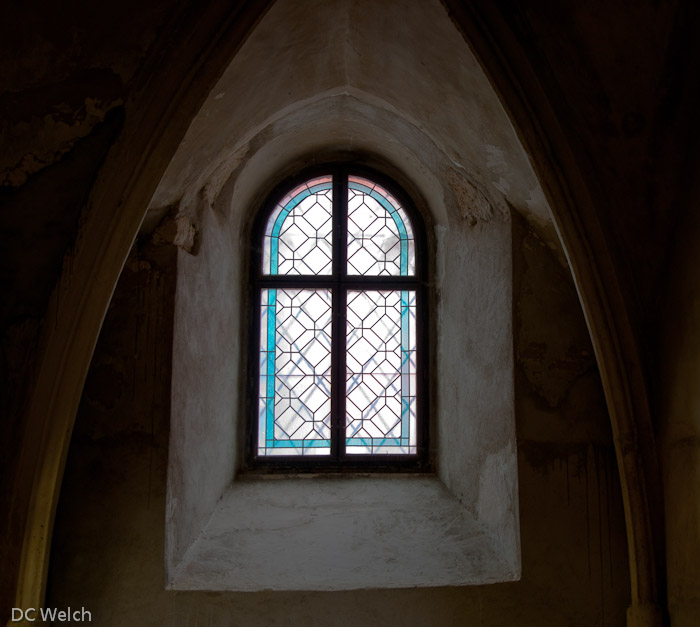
167,475,519,591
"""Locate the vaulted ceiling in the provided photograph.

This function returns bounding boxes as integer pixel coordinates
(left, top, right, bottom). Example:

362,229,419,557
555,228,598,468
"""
147,0,559,256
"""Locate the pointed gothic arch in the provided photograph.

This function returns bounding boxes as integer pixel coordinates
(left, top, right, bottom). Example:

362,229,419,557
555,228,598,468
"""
9,3,660,626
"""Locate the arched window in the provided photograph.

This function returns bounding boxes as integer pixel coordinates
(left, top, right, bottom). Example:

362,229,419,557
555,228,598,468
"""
248,167,428,468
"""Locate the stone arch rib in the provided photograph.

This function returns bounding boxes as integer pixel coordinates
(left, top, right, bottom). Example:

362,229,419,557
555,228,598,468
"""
10,1,274,617
439,2,663,626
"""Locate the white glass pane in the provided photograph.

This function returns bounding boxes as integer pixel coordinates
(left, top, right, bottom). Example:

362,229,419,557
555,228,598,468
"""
347,175,415,276
258,288,332,456
263,176,333,275
345,290,417,455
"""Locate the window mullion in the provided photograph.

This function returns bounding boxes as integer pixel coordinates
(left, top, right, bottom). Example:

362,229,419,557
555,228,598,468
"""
339,172,350,460
250,165,427,468
330,172,347,461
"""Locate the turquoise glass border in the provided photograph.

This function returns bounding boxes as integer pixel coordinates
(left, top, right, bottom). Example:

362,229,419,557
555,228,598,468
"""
347,179,413,276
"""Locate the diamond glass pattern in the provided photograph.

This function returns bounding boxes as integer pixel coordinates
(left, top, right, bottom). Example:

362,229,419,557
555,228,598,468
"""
263,176,333,275
345,290,417,454
258,288,332,456
347,175,415,276
256,172,422,460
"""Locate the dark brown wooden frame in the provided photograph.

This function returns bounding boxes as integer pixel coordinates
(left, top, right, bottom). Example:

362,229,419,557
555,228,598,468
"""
246,164,430,472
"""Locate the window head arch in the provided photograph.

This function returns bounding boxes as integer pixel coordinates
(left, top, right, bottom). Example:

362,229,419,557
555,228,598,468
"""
262,174,416,277
250,166,428,469
263,175,334,275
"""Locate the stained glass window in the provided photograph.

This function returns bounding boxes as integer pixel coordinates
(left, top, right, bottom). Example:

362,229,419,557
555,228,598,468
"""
252,168,426,465
258,288,332,455
263,176,333,276
347,176,415,276
346,290,417,454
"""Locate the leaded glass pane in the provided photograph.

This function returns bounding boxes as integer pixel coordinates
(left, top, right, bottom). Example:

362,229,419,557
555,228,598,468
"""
345,290,417,455
263,176,333,275
258,288,332,456
347,175,415,276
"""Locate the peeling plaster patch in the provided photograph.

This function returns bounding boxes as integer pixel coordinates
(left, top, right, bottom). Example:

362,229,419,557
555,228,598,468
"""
213,92,225,100
494,176,511,196
145,143,250,233
202,143,250,212
152,215,197,254
0,96,123,187
486,145,509,174
446,168,508,226
0,66,124,185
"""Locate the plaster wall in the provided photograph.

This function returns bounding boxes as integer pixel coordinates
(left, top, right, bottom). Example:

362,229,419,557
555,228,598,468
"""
170,477,513,591
152,30,525,578
152,0,555,575
46,214,629,625
146,0,555,252
167,197,242,573
435,215,517,564
165,136,519,587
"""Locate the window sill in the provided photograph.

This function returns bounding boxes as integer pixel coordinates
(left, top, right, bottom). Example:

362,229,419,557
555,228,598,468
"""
167,475,519,591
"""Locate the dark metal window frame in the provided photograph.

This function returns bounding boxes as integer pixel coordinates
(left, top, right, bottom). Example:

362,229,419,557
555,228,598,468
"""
246,164,429,472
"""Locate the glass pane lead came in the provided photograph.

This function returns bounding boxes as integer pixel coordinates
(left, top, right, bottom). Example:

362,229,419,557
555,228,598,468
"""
258,288,333,456
263,176,333,276
345,290,417,455
347,175,415,276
